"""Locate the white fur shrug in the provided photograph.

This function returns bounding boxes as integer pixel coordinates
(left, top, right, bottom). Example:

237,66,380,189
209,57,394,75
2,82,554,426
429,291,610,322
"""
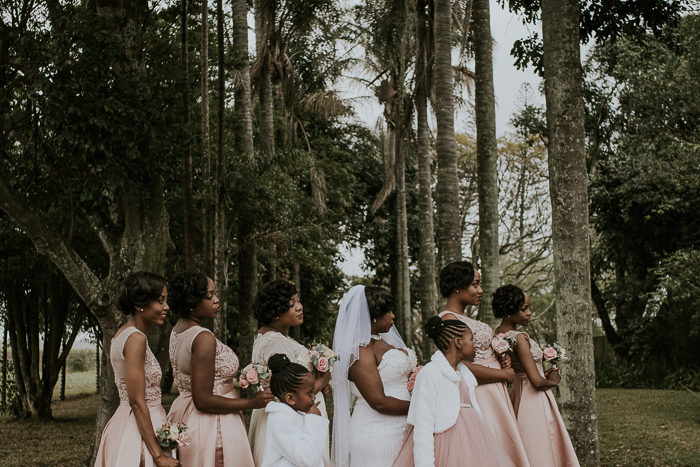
261,401,329,467
406,350,482,467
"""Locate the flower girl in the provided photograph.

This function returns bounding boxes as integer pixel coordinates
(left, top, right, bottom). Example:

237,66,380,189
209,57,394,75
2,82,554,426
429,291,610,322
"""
391,317,514,467
261,354,330,467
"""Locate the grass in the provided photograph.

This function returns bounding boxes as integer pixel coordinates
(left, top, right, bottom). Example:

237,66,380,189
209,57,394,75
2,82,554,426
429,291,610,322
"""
2,378,699,466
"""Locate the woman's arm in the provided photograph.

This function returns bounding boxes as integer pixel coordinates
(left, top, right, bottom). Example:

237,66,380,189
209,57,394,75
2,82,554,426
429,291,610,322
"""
190,332,273,413
464,362,515,385
347,346,410,415
514,334,560,391
124,333,180,467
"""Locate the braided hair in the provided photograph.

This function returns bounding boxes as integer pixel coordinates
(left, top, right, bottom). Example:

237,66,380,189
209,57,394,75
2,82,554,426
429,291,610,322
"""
491,284,525,318
268,353,310,400
424,316,470,352
364,286,395,320
439,261,476,298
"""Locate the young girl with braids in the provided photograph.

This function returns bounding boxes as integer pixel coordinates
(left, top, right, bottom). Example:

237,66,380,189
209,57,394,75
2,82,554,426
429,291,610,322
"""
261,354,330,467
391,317,515,467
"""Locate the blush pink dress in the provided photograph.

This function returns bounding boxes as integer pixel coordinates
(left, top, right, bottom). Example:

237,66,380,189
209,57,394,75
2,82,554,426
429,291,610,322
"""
507,331,580,467
167,326,254,467
95,327,171,467
439,311,530,466
391,376,512,467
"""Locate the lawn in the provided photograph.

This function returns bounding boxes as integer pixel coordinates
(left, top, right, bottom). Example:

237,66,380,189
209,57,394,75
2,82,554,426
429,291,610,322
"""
2,385,699,466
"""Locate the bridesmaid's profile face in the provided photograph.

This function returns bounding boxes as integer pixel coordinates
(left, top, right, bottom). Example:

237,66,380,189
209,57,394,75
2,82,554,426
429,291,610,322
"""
511,294,532,327
192,278,219,320
455,269,483,307
138,286,169,326
276,294,304,327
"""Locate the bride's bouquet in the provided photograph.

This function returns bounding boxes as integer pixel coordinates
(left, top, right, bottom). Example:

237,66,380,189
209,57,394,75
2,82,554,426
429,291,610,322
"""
309,343,339,372
491,333,517,357
239,363,270,390
156,422,191,458
407,366,423,393
541,342,567,369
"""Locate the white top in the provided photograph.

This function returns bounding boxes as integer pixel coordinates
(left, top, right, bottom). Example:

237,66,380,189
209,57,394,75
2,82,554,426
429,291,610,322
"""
261,401,329,467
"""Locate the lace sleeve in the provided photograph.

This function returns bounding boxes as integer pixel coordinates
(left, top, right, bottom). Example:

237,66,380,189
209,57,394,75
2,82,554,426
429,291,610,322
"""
253,332,297,366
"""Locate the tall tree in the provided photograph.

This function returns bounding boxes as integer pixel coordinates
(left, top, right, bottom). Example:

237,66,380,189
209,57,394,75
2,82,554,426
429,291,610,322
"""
254,0,275,157
202,0,214,278
415,0,437,358
473,0,500,326
182,0,196,271
232,0,258,365
434,0,461,265
541,0,599,464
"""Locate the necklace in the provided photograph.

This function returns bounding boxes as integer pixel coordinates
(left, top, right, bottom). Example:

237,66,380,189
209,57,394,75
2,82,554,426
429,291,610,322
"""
371,333,382,341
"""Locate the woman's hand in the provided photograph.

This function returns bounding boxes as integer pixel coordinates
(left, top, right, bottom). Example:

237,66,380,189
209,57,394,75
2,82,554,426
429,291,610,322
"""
501,367,515,385
498,353,512,369
155,455,181,467
544,368,561,387
248,388,275,409
321,383,332,397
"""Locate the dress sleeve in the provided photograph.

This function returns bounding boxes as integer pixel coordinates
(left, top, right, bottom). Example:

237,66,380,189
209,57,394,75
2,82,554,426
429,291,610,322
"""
409,370,438,467
261,335,297,365
268,412,329,467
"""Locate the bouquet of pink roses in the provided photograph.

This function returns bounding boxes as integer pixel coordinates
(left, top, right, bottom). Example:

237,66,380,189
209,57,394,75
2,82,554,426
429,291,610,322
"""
407,365,423,393
491,333,517,357
239,363,270,390
308,343,339,372
156,422,191,458
541,342,567,369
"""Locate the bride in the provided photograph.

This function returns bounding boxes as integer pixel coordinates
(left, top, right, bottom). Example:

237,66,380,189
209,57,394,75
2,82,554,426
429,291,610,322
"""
332,285,417,467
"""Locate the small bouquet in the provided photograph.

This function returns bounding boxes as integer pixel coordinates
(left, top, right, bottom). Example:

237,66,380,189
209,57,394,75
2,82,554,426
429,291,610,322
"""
309,343,339,372
407,365,423,393
156,422,190,458
239,363,270,390
492,333,517,357
541,342,567,369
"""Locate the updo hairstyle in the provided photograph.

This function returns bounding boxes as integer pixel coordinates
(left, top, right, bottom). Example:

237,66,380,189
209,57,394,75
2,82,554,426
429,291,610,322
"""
268,353,310,400
439,261,476,298
253,280,297,325
117,271,167,315
491,284,526,319
168,272,209,317
424,315,470,352
364,286,395,320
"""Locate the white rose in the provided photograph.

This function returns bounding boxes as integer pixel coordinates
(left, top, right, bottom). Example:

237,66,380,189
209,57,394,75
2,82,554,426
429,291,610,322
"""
170,427,180,441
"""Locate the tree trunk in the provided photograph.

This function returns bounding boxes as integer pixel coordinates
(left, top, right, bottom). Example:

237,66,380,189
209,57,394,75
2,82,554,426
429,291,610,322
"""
182,0,196,271
233,0,258,365
255,0,274,158
434,0,461,266
202,0,214,278
415,0,437,360
213,0,227,341
395,102,411,348
541,0,600,464
2,324,7,410
473,0,500,327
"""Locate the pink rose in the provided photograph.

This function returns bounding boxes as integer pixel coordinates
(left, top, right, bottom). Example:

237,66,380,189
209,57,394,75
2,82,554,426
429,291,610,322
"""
317,357,330,372
239,377,250,389
492,338,510,355
310,350,320,358
407,379,415,392
177,431,191,447
245,368,260,385
543,347,558,361
496,333,506,339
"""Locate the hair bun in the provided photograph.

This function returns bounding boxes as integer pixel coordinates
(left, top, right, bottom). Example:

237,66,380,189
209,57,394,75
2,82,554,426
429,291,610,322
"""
425,316,445,340
268,353,291,373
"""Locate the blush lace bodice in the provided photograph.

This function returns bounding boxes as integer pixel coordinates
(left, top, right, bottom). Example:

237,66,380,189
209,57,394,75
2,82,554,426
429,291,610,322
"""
507,331,544,377
439,311,496,362
251,331,313,371
170,326,240,395
111,327,162,406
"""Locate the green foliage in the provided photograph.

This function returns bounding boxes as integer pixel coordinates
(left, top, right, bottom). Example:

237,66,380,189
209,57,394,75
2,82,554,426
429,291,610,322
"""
66,349,96,373
596,357,700,392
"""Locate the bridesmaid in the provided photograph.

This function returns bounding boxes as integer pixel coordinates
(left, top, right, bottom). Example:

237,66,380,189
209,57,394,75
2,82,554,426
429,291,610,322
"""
167,272,274,466
248,280,331,467
493,284,580,467
438,261,530,467
95,272,180,467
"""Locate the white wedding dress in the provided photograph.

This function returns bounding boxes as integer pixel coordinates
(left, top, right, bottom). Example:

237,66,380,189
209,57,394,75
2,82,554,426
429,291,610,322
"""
349,348,417,467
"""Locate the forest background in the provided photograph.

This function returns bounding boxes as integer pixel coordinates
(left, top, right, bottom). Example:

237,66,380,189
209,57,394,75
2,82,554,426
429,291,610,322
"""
1,0,699,466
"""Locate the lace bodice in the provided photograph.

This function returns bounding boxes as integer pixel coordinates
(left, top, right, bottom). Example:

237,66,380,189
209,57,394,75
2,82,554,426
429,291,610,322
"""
507,330,544,376
351,348,417,400
251,331,313,371
170,326,240,395
439,311,496,362
111,327,162,406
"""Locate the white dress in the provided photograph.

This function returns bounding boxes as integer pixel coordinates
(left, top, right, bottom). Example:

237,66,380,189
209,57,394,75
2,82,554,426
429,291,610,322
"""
248,331,329,467
349,348,417,467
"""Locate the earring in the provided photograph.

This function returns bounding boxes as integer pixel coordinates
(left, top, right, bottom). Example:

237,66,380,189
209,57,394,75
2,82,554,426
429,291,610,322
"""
373,319,376,323
140,308,144,312
455,289,459,293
